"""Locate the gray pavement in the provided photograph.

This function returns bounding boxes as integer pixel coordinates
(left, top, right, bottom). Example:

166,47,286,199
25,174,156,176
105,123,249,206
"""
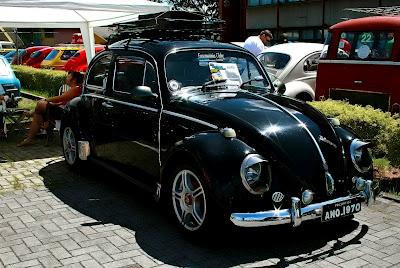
1,133,400,268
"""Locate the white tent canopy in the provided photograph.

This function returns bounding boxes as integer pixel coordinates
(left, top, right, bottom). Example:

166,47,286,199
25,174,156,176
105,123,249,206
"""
0,0,170,63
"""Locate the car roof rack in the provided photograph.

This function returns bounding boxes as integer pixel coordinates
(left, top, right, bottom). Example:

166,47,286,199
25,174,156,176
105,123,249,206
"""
109,11,224,43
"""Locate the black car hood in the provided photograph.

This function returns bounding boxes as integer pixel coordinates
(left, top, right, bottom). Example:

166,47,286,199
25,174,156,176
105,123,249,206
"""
171,91,343,196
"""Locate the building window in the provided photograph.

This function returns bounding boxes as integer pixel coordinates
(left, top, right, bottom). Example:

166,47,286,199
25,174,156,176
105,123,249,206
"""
248,0,303,6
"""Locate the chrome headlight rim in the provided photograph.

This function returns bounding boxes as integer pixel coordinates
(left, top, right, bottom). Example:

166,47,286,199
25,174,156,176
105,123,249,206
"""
240,154,271,195
350,139,372,173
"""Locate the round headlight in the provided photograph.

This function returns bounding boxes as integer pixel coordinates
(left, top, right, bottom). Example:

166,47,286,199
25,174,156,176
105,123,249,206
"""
350,139,372,173
240,154,271,195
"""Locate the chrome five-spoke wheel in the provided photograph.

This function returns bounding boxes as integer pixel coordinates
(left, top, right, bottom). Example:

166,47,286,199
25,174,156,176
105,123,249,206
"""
171,169,207,232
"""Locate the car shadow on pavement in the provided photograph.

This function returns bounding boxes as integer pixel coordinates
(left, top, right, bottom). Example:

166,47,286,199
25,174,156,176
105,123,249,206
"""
40,161,368,267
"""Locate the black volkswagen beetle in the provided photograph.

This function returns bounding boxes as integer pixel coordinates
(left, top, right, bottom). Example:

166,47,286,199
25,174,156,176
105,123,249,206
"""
61,18,375,235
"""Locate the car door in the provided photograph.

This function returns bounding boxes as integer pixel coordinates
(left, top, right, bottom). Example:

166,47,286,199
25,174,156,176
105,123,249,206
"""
83,53,114,159
105,52,161,181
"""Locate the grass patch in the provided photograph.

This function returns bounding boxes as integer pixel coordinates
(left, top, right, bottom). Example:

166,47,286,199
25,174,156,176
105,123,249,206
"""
21,88,49,98
17,97,36,111
373,158,391,172
12,177,24,190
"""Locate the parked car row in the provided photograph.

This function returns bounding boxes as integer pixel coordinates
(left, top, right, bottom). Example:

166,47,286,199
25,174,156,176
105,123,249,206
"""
4,44,105,71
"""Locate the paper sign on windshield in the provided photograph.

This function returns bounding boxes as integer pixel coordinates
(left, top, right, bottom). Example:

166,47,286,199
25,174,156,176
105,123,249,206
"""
209,62,242,86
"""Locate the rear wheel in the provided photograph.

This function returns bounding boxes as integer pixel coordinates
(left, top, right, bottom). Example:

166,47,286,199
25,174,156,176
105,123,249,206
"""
61,125,81,169
295,92,313,102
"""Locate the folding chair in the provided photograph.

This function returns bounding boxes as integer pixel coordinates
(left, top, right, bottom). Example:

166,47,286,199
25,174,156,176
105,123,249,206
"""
0,101,30,139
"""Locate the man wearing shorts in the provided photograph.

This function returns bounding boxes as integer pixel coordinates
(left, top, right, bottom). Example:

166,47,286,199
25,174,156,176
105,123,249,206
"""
17,71,83,146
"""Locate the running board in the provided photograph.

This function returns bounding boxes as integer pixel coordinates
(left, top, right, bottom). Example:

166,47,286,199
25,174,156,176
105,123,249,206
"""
89,157,155,194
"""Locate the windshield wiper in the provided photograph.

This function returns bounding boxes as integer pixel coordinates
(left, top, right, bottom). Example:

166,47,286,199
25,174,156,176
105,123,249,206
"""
201,78,228,92
240,76,265,88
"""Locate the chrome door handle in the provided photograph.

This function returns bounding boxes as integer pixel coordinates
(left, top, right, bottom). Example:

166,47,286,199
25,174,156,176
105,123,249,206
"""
102,102,113,109
354,80,363,84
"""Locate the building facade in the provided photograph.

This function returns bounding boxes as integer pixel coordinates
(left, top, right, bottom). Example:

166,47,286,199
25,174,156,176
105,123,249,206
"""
220,0,400,43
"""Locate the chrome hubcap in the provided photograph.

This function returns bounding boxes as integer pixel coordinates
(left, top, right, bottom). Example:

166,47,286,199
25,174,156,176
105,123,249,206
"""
63,127,76,165
172,169,206,231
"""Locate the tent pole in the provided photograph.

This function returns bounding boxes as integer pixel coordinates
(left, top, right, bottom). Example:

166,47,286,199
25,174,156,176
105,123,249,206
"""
80,25,95,65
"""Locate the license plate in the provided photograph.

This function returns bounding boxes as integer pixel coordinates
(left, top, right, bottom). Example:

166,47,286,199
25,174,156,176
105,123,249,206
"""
321,198,362,222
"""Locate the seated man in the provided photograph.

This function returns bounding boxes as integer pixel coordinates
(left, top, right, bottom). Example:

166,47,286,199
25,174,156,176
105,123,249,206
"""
17,71,84,146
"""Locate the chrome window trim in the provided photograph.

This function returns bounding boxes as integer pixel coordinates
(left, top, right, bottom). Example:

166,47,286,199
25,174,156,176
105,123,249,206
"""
319,59,400,66
85,53,113,91
162,110,218,129
112,55,149,95
83,93,158,113
163,48,273,94
85,85,105,92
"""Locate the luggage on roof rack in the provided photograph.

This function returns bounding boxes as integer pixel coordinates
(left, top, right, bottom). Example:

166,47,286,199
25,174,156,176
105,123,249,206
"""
110,11,224,42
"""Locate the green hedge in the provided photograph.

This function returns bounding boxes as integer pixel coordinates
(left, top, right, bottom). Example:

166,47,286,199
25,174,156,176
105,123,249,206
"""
12,65,67,97
311,100,400,166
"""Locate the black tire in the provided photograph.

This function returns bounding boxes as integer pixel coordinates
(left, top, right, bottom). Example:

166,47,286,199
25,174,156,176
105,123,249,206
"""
295,92,313,102
165,162,217,236
61,123,82,170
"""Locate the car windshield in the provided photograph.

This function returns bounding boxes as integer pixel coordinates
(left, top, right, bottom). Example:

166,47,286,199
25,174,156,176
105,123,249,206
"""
4,51,15,58
165,50,270,93
60,50,78,61
259,52,291,70
45,49,59,60
30,51,42,58
0,58,10,76
71,52,80,58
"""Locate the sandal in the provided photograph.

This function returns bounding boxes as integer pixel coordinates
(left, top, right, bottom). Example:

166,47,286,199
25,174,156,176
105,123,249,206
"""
17,138,34,147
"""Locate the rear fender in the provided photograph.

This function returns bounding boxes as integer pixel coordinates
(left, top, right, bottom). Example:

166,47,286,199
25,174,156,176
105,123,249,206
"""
284,80,315,101
61,96,90,141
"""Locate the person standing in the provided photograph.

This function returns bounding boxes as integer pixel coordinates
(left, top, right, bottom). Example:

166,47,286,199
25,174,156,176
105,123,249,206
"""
243,29,273,56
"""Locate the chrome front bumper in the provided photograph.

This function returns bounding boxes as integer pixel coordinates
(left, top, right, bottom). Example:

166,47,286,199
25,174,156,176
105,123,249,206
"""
230,180,374,228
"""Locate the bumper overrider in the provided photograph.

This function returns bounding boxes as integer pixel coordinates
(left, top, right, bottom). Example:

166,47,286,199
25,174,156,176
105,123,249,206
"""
230,180,375,227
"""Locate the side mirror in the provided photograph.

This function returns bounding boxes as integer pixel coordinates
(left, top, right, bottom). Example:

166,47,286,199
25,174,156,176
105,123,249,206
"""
277,83,286,95
131,86,158,101
273,79,286,95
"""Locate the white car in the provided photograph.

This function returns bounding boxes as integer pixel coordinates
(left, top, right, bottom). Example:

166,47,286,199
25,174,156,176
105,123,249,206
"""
258,42,323,101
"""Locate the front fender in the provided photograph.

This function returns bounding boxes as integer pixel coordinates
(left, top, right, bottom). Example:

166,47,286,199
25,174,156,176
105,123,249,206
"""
334,125,374,181
162,131,257,206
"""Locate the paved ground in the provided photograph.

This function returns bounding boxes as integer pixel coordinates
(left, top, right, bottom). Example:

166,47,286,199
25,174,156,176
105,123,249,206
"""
1,133,400,268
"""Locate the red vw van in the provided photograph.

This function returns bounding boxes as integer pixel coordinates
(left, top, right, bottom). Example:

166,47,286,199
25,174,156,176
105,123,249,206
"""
316,16,400,112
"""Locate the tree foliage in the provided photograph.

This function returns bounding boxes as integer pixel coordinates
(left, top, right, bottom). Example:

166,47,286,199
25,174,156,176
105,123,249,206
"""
150,0,219,19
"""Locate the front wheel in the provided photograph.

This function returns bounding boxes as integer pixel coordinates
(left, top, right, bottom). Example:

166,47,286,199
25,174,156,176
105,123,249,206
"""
168,164,213,234
61,125,81,169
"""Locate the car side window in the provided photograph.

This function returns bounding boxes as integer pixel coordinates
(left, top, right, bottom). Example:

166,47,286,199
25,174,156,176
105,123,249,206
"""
86,54,112,90
113,56,159,104
303,53,320,72
114,56,146,94
144,61,158,94
60,50,76,61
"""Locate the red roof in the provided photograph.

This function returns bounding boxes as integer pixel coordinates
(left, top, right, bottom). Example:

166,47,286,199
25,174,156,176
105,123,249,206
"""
330,16,400,31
